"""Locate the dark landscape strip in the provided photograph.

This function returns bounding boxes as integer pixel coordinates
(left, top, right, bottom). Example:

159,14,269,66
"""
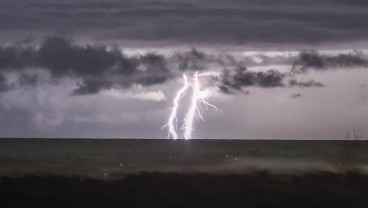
1,171,368,208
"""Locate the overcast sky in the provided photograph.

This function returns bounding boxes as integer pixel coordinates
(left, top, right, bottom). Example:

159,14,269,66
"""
0,0,368,139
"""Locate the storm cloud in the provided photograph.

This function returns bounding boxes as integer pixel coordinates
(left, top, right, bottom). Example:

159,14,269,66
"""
0,37,296,95
1,0,368,46
1,37,243,94
1,37,367,96
0,73,8,92
174,48,209,71
0,37,172,94
288,79,325,88
292,51,368,72
219,67,285,93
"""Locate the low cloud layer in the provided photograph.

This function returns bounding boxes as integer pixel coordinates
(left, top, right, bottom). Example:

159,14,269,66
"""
1,38,248,94
0,37,172,94
1,37,368,95
219,67,284,93
1,37,284,95
288,79,325,88
219,50,368,93
218,67,326,94
292,51,367,72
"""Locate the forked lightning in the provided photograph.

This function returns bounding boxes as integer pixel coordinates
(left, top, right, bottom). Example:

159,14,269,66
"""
163,71,218,140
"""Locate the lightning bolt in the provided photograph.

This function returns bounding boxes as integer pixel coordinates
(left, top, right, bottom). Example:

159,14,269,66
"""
182,72,200,140
164,71,218,140
163,74,190,139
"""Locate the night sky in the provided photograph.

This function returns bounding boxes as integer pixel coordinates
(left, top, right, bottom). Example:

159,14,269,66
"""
0,0,368,139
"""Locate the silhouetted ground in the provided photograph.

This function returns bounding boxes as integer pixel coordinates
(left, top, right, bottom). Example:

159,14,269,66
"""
1,172,368,208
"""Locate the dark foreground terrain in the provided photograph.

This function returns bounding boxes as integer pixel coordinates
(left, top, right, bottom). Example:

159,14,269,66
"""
1,172,368,208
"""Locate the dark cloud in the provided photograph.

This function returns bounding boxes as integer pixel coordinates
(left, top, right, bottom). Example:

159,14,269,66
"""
139,53,168,73
0,37,172,94
0,37,364,96
0,45,35,70
38,37,137,77
174,48,208,71
72,79,113,95
219,64,327,93
290,93,301,99
0,73,8,92
1,0,368,45
18,73,40,87
289,79,325,88
172,48,257,70
219,66,284,93
293,51,368,72
0,37,294,95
